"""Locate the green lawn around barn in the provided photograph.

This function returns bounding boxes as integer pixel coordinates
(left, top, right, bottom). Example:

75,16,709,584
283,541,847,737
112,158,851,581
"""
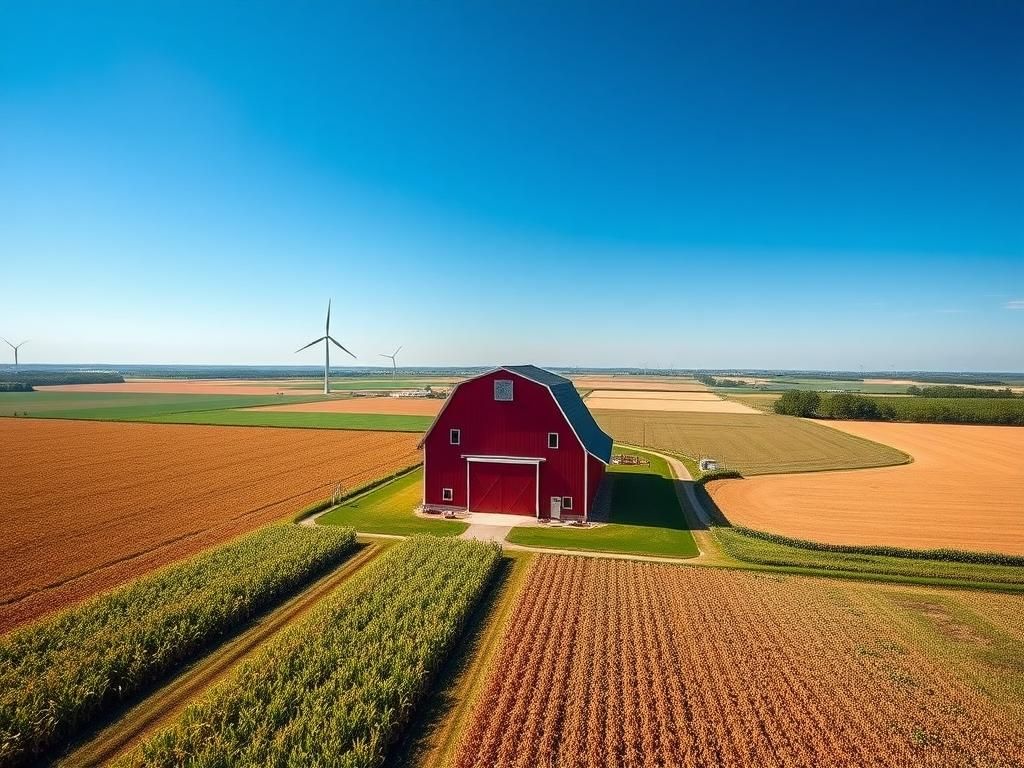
316,469,468,536
506,446,699,558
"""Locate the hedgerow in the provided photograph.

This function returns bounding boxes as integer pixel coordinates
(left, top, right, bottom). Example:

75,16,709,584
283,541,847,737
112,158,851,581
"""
729,526,1024,567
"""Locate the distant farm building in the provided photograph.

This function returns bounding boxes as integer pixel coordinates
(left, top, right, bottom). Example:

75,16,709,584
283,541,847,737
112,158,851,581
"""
699,458,720,471
420,366,613,521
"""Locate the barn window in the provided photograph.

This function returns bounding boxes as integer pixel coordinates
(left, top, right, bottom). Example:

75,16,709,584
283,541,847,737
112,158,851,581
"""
562,496,573,510
449,428,461,445
547,432,559,449
494,379,514,401
442,487,454,502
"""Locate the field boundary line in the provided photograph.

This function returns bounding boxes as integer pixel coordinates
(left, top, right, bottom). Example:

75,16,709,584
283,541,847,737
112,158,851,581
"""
393,551,536,768
54,541,390,768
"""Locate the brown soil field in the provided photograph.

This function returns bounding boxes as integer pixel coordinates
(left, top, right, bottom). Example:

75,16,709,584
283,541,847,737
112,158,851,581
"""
38,380,325,395
864,378,1024,394
586,389,761,414
708,421,1024,555
572,376,708,392
246,397,443,416
455,555,1024,768
0,419,420,633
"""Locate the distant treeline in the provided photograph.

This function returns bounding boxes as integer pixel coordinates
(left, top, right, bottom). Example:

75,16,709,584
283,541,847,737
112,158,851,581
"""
904,374,1007,386
774,390,1024,426
695,375,749,387
907,385,1020,399
0,382,34,392
1,371,125,386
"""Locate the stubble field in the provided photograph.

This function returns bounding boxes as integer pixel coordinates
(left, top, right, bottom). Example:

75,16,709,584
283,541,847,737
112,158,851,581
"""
707,421,1024,555
455,555,1024,768
586,390,761,414
594,410,908,474
0,419,420,632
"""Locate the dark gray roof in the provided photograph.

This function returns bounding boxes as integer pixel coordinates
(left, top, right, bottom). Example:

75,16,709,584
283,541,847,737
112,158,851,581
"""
501,365,613,463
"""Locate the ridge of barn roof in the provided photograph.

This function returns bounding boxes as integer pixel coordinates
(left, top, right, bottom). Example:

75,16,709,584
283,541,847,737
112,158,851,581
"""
499,364,571,388
501,365,613,464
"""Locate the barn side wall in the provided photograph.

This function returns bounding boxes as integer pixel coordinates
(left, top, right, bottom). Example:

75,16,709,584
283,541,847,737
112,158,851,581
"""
423,370,588,514
586,452,606,517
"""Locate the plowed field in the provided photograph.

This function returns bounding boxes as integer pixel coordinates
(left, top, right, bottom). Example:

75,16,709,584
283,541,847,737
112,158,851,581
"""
455,555,1024,768
585,390,760,414
707,421,1024,554
0,419,419,633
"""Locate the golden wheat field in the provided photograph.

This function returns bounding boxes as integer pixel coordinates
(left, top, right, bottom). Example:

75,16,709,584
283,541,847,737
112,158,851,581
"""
707,421,1024,555
0,419,420,632
455,555,1024,768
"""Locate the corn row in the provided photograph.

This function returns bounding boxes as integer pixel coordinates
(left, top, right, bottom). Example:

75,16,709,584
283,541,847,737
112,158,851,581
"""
0,524,357,767
117,536,501,768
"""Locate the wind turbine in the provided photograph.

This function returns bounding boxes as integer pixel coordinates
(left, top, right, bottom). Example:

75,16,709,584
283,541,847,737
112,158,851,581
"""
2,338,28,368
295,300,355,394
379,346,402,376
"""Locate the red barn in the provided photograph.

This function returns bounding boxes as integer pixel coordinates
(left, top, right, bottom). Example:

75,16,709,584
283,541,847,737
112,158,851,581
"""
420,366,613,521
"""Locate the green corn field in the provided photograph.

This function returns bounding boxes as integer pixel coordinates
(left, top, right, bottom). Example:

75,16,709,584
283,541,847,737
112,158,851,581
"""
0,524,357,767
117,536,501,768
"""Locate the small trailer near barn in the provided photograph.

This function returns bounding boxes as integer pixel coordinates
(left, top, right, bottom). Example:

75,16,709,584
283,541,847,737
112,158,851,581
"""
419,365,613,521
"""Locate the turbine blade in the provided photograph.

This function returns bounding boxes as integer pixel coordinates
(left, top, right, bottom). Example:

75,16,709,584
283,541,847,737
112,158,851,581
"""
327,336,356,359
0,338,12,350
295,336,326,353
378,353,391,359
326,299,331,334
394,345,402,356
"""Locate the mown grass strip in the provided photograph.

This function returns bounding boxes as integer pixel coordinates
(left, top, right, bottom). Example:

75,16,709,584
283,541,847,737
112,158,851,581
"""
117,537,501,768
0,525,357,768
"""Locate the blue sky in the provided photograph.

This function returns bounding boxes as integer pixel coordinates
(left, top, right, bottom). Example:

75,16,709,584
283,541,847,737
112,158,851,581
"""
1,1,1022,370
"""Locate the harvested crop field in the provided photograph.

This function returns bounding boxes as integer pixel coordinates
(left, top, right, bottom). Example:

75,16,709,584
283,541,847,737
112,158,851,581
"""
455,555,1024,768
586,390,761,414
571,376,708,392
595,410,908,474
38,380,325,396
0,419,420,633
708,421,1024,555
247,396,443,416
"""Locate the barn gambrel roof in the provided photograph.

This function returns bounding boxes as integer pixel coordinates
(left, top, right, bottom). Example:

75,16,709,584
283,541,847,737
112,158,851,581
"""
421,365,612,463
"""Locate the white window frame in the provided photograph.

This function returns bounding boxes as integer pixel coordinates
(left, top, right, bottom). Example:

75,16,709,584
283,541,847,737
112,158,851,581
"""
547,432,559,449
494,379,514,401
562,496,573,511
442,487,454,502
449,428,461,445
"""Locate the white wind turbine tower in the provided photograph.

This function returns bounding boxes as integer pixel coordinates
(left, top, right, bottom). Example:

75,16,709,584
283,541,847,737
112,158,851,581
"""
379,346,402,376
295,300,355,394
2,338,28,368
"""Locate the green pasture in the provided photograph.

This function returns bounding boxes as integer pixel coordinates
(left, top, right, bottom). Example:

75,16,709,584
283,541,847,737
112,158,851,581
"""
150,409,432,432
0,391,315,419
0,391,431,431
506,447,699,558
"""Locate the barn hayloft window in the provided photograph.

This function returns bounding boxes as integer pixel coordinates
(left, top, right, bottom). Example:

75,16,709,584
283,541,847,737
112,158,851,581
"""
450,428,461,445
494,379,514,401
442,487,454,502
548,432,559,449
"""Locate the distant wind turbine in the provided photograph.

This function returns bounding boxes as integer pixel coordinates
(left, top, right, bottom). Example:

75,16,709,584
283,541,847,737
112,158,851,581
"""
2,338,28,368
379,346,402,376
295,300,355,394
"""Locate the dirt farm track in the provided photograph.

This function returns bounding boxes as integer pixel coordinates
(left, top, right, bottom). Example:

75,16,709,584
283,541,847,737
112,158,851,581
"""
0,419,420,633
707,421,1024,555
